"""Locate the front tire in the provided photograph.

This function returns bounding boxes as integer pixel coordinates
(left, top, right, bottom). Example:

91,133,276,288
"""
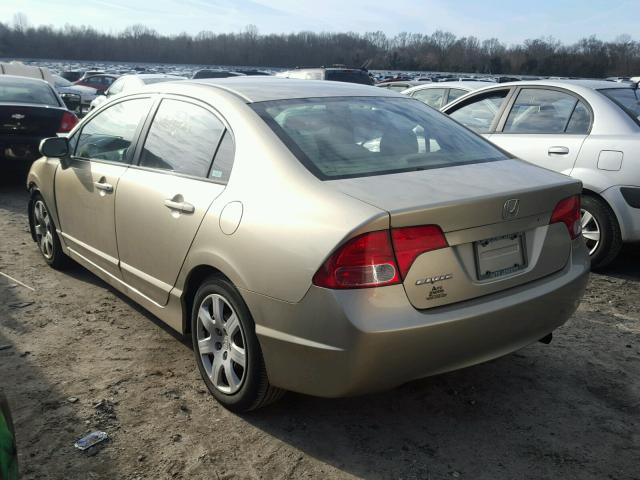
29,193,70,270
191,276,284,412
581,195,622,270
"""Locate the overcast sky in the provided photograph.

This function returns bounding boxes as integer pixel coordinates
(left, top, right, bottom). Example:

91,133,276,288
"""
1,0,636,44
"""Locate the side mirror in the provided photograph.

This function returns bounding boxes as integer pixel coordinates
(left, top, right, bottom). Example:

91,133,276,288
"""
39,137,71,169
60,93,82,113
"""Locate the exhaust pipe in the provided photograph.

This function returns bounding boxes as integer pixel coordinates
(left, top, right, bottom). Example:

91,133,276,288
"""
538,333,553,344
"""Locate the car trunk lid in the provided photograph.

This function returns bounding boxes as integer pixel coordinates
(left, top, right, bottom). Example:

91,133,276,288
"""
0,104,64,138
330,159,582,309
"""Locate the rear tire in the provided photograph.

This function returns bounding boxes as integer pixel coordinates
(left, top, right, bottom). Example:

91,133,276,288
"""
191,275,284,412
29,193,70,270
581,195,622,270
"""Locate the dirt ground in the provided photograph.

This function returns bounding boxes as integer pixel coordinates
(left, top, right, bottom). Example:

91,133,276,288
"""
1,168,639,480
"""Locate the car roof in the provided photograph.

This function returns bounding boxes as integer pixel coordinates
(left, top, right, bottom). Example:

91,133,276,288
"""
476,78,634,93
155,77,399,103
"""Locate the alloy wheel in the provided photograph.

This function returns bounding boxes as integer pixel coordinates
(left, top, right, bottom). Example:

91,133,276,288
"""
33,200,54,260
580,208,601,256
196,294,247,394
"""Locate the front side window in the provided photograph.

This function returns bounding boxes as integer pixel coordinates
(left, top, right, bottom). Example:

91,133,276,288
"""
75,98,151,163
139,99,224,177
599,88,640,125
503,88,582,134
253,96,509,180
448,90,509,133
412,88,446,108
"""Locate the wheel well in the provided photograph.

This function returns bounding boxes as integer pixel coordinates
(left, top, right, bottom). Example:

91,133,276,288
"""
182,265,229,334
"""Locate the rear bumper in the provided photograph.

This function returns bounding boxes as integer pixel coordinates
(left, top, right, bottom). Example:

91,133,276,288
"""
601,185,640,241
0,136,45,161
243,239,590,397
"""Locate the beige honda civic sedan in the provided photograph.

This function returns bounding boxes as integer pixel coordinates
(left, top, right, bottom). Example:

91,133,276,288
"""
28,78,589,411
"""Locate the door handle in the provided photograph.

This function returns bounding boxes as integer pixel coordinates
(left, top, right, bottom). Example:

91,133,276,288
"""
94,181,113,193
164,199,195,214
548,146,570,155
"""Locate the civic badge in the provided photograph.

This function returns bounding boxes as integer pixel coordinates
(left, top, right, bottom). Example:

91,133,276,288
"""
502,199,520,219
11,113,25,120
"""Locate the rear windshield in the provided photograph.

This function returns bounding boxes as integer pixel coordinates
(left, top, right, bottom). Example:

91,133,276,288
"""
325,70,374,86
0,78,59,106
253,97,509,180
599,88,640,125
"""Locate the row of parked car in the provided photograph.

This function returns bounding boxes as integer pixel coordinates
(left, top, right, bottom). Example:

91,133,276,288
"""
2,61,638,271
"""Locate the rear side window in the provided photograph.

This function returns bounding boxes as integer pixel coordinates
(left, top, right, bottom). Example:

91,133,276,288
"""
448,90,509,133
253,96,509,180
412,88,446,108
566,101,592,134
209,131,235,183
503,88,586,134
75,98,151,163
139,99,224,177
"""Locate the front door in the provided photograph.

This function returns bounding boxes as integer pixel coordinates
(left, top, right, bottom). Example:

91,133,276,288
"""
54,97,152,278
115,97,232,305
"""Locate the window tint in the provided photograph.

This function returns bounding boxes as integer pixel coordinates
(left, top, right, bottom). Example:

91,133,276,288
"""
325,70,374,85
448,90,509,133
75,98,151,163
565,101,591,134
447,88,467,104
85,77,102,85
503,89,578,134
253,97,508,180
412,88,446,108
209,131,235,183
139,99,224,177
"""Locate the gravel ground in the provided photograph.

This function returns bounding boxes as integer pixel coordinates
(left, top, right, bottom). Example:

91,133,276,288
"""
1,169,639,480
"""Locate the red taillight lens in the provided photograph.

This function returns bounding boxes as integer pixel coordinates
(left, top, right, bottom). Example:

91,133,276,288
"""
58,111,79,133
391,225,448,279
550,195,581,239
312,230,400,289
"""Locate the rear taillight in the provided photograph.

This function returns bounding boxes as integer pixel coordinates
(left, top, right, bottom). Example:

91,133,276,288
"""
391,225,448,279
550,195,581,239
312,230,400,289
313,225,448,289
58,111,79,133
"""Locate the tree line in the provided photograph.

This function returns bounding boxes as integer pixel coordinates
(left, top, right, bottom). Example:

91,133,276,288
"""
1,14,639,77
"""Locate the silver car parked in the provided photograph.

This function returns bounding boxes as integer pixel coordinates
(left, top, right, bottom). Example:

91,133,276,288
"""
28,78,589,411
442,80,640,268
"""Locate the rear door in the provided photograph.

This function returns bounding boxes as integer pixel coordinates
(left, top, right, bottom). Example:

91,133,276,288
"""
488,87,591,174
54,96,152,278
115,96,234,305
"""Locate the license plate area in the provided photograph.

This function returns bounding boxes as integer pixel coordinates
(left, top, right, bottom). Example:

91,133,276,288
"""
475,232,526,281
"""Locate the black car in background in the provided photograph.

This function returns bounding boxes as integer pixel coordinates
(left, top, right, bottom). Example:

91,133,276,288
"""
191,69,245,79
0,75,78,167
